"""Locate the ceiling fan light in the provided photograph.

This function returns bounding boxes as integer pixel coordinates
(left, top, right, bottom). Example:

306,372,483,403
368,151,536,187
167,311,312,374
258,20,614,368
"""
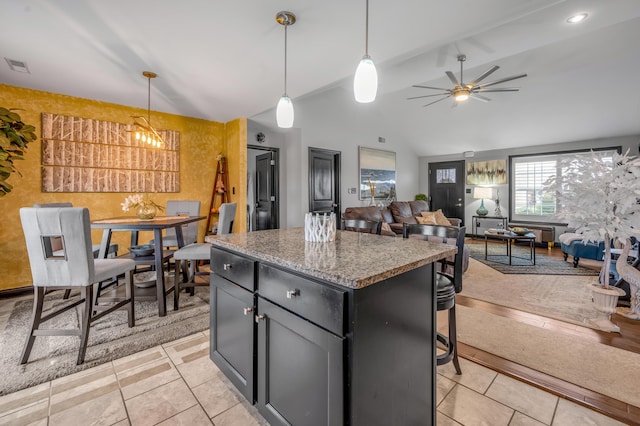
276,95,294,128
455,91,469,102
354,56,378,103
567,13,588,24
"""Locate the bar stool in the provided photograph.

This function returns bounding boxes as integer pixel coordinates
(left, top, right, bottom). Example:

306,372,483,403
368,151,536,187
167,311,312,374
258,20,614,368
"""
403,223,466,374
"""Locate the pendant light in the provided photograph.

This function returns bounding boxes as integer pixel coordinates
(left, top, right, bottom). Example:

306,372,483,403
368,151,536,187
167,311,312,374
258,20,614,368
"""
354,0,378,103
131,71,164,147
276,11,296,128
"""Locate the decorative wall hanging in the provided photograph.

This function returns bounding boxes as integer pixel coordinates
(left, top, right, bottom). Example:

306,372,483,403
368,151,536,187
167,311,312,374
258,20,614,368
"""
466,159,507,185
41,113,179,192
359,146,396,200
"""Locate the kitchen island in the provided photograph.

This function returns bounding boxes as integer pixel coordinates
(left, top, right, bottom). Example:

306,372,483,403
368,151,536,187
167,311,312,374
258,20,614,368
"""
207,228,456,426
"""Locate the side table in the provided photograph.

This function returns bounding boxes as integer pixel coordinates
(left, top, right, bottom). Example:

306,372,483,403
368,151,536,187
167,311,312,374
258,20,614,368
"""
472,215,507,239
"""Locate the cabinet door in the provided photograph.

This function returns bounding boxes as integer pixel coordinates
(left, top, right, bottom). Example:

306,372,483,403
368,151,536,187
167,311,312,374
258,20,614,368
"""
257,298,344,426
210,275,255,402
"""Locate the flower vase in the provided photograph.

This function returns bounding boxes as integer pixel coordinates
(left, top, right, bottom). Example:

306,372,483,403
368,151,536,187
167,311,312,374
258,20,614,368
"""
137,204,158,220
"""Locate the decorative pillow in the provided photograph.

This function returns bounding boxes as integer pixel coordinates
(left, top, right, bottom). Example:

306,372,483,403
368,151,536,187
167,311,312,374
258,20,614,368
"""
434,209,452,226
380,222,396,236
417,212,437,224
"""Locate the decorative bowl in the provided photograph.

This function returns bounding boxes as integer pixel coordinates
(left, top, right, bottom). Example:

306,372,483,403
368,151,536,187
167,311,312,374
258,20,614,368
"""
129,244,154,256
509,227,530,236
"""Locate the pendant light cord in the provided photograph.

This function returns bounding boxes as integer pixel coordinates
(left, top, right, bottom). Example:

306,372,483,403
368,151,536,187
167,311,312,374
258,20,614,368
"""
284,23,288,95
147,76,151,123
365,0,369,56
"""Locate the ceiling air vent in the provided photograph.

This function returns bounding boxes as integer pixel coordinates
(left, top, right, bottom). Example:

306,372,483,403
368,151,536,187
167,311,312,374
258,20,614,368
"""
5,58,30,73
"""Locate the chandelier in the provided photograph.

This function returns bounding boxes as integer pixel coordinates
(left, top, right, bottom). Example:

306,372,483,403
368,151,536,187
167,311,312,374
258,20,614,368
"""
131,71,164,147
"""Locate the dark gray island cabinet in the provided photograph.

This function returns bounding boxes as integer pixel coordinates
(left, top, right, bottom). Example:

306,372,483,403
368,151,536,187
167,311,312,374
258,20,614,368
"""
208,228,456,426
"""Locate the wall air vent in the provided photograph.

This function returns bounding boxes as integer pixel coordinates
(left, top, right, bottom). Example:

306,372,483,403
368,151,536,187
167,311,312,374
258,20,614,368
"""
5,58,30,73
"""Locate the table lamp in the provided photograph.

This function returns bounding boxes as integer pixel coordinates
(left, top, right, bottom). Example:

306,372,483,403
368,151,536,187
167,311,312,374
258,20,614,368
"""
473,187,492,216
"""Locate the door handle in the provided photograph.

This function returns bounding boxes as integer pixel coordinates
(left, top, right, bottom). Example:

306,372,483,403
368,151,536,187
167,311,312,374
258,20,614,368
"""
332,203,338,208
455,203,463,207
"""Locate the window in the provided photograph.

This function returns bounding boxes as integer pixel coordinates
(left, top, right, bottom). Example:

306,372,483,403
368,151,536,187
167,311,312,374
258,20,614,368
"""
509,148,619,223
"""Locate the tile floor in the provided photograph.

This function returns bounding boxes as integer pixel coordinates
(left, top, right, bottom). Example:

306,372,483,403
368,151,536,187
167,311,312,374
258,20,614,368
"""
0,329,626,426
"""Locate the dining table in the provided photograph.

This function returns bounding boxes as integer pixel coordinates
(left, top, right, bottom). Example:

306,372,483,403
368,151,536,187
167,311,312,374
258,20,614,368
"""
91,215,206,316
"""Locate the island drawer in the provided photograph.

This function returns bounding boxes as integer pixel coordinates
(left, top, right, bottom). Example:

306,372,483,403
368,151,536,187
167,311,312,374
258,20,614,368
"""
258,264,346,336
211,248,255,291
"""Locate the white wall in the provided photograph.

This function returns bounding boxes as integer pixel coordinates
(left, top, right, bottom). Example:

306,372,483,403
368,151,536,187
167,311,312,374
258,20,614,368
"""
247,120,301,228
419,134,640,232
251,87,422,227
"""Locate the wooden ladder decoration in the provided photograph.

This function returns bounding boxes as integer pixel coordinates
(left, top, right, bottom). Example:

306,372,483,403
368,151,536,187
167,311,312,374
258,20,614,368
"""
206,156,229,234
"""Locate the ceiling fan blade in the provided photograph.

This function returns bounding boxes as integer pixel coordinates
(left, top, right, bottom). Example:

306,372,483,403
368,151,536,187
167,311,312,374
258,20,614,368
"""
475,88,520,93
469,93,491,102
407,93,451,100
445,71,459,86
476,73,527,89
468,65,499,87
423,95,451,108
412,84,451,91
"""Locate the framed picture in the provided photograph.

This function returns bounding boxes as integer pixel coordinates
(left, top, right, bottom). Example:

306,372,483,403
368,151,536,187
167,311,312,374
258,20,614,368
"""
466,160,507,185
359,146,396,200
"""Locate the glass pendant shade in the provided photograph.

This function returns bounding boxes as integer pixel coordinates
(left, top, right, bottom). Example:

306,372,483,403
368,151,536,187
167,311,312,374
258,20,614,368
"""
276,95,294,128
354,56,378,103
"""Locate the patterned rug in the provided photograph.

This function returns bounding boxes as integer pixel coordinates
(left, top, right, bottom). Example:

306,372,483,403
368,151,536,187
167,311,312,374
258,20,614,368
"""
0,286,210,396
467,242,599,275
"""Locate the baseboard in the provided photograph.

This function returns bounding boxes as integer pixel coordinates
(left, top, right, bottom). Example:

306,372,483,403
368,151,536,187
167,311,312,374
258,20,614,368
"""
0,286,32,299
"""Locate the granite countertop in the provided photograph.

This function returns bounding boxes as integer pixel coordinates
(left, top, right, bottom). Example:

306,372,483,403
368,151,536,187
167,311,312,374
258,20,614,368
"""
205,228,456,289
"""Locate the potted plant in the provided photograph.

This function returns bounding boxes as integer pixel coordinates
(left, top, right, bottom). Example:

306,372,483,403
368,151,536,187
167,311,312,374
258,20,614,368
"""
0,107,37,197
544,149,640,332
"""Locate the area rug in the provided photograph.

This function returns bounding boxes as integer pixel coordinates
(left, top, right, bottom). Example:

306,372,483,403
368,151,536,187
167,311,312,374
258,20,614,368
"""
467,242,599,275
461,258,601,328
456,304,640,408
0,286,210,396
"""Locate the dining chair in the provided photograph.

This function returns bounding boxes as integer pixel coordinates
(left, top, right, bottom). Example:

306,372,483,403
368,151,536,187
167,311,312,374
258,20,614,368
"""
33,202,119,258
150,200,201,248
19,207,136,365
342,219,382,234
403,223,466,375
173,202,237,309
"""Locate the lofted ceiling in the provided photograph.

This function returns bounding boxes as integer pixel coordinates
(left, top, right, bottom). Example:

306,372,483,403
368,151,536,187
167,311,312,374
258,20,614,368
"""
2,0,639,156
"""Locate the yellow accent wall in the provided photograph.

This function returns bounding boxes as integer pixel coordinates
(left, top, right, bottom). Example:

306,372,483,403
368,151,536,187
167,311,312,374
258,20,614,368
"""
224,118,248,234
0,84,246,291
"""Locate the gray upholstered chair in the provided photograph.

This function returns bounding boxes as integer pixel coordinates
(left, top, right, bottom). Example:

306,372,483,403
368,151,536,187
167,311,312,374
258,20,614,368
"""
19,207,136,365
33,203,119,258
173,202,236,309
150,200,201,248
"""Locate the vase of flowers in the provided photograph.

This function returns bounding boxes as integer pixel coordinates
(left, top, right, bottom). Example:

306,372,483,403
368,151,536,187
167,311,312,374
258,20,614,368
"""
544,149,640,332
121,194,164,219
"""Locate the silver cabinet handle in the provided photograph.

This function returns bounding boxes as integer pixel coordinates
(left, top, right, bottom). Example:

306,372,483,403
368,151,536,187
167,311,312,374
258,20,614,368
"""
243,307,253,315
286,289,300,299
255,314,265,322
223,263,232,270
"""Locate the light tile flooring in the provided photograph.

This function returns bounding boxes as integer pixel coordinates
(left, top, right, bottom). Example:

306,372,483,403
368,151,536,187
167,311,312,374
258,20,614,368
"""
0,329,626,426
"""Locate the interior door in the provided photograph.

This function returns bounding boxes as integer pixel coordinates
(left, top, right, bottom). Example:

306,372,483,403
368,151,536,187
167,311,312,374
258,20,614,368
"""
308,148,341,220
255,152,276,231
428,160,465,223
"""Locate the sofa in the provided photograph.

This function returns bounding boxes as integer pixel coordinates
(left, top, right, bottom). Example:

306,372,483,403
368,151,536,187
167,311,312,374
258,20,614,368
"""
343,201,468,272
344,200,461,235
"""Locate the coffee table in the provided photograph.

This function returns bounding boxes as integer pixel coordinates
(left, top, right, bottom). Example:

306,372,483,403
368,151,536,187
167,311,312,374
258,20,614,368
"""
484,230,536,266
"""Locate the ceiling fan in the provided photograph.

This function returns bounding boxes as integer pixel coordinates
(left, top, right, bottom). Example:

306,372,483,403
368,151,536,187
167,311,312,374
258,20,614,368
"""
408,54,527,107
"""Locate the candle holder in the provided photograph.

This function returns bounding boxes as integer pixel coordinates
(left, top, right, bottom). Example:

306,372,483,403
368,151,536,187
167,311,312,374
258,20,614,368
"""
304,212,336,242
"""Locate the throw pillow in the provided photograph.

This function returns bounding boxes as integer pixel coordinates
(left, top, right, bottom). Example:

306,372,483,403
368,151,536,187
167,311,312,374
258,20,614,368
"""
434,209,452,226
417,212,437,224
380,222,394,235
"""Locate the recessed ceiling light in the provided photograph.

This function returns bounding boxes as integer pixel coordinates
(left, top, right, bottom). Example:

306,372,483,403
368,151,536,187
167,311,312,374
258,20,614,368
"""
567,13,588,24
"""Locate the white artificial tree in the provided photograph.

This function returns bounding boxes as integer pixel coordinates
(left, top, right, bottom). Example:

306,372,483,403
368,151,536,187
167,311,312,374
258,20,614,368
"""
545,149,640,288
